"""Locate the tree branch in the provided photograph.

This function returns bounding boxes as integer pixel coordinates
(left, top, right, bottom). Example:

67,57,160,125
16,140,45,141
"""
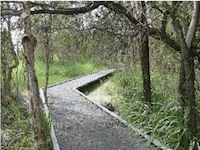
1,1,105,16
186,1,200,49
150,28,181,52
103,1,139,25
103,1,181,52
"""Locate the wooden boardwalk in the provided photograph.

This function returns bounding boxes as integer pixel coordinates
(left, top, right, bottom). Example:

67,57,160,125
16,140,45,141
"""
42,70,163,150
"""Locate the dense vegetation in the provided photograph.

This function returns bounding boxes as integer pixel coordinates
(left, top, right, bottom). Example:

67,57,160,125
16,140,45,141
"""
1,1,200,150
111,66,200,149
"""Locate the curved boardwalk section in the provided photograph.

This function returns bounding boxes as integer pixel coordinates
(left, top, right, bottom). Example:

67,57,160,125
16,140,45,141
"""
47,70,157,150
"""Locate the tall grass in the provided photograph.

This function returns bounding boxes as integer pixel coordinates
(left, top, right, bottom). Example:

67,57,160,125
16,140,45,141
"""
111,66,200,149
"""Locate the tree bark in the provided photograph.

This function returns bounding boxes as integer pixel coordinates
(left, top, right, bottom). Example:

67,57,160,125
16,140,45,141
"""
139,1,151,106
178,59,186,108
22,1,45,149
140,33,151,105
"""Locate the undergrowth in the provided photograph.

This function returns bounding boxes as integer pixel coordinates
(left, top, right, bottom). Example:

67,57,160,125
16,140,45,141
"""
1,93,36,149
111,66,200,150
1,91,53,150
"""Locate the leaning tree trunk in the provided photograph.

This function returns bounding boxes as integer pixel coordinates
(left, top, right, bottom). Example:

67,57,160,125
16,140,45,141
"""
22,1,45,149
139,1,151,106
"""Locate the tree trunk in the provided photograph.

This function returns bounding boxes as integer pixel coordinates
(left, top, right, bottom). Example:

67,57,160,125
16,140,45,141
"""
139,1,151,106
185,3,200,144
44,13,52,103
44,34,50,103
172,8,197,148
22,1,45,149
182,39,197,149
140,33,151,105
178,59,186,108
44,29,50,103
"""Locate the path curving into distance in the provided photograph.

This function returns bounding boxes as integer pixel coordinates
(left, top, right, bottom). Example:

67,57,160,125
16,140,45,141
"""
45,69,162,150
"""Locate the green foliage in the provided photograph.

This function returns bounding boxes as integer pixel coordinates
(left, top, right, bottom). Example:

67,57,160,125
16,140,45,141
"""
111,67,199,149
112,67,143,100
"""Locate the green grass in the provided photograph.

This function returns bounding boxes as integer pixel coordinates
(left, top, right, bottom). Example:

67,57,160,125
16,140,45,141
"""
110,66,200,150
13,59,105,91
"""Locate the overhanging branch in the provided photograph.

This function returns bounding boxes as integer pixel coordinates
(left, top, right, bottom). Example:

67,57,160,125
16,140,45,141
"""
103,1,181,52
1,1,106,16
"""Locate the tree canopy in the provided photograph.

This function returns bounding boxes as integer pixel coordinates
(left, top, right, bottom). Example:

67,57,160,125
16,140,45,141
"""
1,1,200,150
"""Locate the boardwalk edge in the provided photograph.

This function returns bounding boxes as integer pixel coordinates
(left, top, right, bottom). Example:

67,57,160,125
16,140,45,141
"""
74,88,172,150
40,89,60,150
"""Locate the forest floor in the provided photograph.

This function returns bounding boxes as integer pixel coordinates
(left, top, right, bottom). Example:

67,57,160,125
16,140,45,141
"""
46,70,158,150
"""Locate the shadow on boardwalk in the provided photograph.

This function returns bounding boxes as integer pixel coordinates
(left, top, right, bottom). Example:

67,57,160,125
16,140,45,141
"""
47,70,158,150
